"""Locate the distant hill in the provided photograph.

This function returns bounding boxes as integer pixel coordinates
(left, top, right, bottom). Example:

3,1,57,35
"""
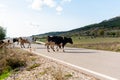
37,16,120,37
35,31,65,37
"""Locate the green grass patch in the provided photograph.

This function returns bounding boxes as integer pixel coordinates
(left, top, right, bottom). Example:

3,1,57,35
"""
0,70,11,80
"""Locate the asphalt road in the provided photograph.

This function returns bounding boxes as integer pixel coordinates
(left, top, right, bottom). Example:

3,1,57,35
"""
24,43,120,80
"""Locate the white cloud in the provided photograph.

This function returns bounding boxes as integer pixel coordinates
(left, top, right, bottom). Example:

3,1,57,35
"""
56,6,63,15
30,0,56,10
31,0,43,10
28,0,72,14
43,0,56,8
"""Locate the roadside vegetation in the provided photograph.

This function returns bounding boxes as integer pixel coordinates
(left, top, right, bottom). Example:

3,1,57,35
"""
0,48,28,80
0,26,6,40
0,48,98,80
69,36,120,52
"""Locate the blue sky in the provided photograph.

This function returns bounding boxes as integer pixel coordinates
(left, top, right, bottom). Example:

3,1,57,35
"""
0,0,120,37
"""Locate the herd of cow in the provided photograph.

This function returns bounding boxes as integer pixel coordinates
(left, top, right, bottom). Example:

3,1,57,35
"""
0,36,73,52
0,37,33,48
46,36,73,52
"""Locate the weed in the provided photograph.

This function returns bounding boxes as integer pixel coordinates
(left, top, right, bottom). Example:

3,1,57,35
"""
26,63,41,71
64,73,73,78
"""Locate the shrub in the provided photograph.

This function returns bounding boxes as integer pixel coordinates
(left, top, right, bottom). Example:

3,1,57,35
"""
6,57,26,69
26,63,40,71
0,26,6,40
0,48,27,74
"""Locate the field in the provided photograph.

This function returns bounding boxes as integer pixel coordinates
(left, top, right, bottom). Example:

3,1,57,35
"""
69,36,120,52
37,36,120,52
71,36,120,44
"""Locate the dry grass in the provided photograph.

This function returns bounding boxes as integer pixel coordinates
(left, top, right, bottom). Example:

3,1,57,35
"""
70,42,120,52
3,48,98,80
67,37,120,52
0,48,31,75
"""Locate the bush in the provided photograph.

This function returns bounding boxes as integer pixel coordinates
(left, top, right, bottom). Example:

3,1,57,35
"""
6,57,26,69
0,48,27,75
0,26,6,40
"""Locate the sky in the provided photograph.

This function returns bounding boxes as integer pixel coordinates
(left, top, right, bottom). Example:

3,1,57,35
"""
0,0,120,37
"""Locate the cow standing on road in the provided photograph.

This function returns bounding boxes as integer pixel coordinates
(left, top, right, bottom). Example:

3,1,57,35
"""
46,36,73,52
2,38,19,48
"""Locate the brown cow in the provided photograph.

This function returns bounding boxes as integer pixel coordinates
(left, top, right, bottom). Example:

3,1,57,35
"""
19,37,31,48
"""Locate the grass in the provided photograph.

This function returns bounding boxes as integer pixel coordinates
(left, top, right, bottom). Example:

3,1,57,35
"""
72,36,120,44
66,36,120,52
0,71,11,80
26,63,41,71
0,48,30,80
38,36,120,51
0,47,98,80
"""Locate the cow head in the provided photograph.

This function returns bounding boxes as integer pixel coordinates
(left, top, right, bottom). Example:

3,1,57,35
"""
0,40,4,44
64,37,73,44
68,38,73,44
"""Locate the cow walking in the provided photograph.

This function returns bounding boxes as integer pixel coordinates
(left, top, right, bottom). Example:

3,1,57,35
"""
19,37,35,48
46,36,73,52
2,38,19,48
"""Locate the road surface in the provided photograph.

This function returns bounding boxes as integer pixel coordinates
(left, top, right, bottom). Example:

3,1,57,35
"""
24,43,120,80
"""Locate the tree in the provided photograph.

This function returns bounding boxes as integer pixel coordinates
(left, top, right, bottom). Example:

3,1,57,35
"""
0,26,6,40
98,29,105,37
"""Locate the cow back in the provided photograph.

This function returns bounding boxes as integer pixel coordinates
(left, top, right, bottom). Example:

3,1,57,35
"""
47,36,63,45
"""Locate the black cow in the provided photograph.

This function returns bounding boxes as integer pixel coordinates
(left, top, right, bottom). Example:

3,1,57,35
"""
46,36,73,52
13,38,19,43
0,40,4,48
2,38,19,48
0,40,4,44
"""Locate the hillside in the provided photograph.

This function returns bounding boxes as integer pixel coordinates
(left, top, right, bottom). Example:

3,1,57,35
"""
37,16,120,37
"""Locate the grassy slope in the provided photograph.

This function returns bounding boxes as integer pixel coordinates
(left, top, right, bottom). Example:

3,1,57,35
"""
72,37,120,44
37,36,120,51
67,36,120,51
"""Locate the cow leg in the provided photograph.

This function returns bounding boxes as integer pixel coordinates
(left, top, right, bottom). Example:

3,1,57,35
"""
17,41,19,45
28,43,31,48
29,44,31,48
20,44,22,48
47,45,50,52
62,45,65,52
12,43,15,48
62,47,65,52
21,43,25,48
45,42,50,52
50,45,55,52
23,44,25,48
56,45,59,51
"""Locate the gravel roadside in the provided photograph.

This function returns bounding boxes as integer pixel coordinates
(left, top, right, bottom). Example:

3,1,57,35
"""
6,49,99,80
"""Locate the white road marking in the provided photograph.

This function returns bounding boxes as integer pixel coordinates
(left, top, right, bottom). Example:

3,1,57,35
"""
25,49,118,80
